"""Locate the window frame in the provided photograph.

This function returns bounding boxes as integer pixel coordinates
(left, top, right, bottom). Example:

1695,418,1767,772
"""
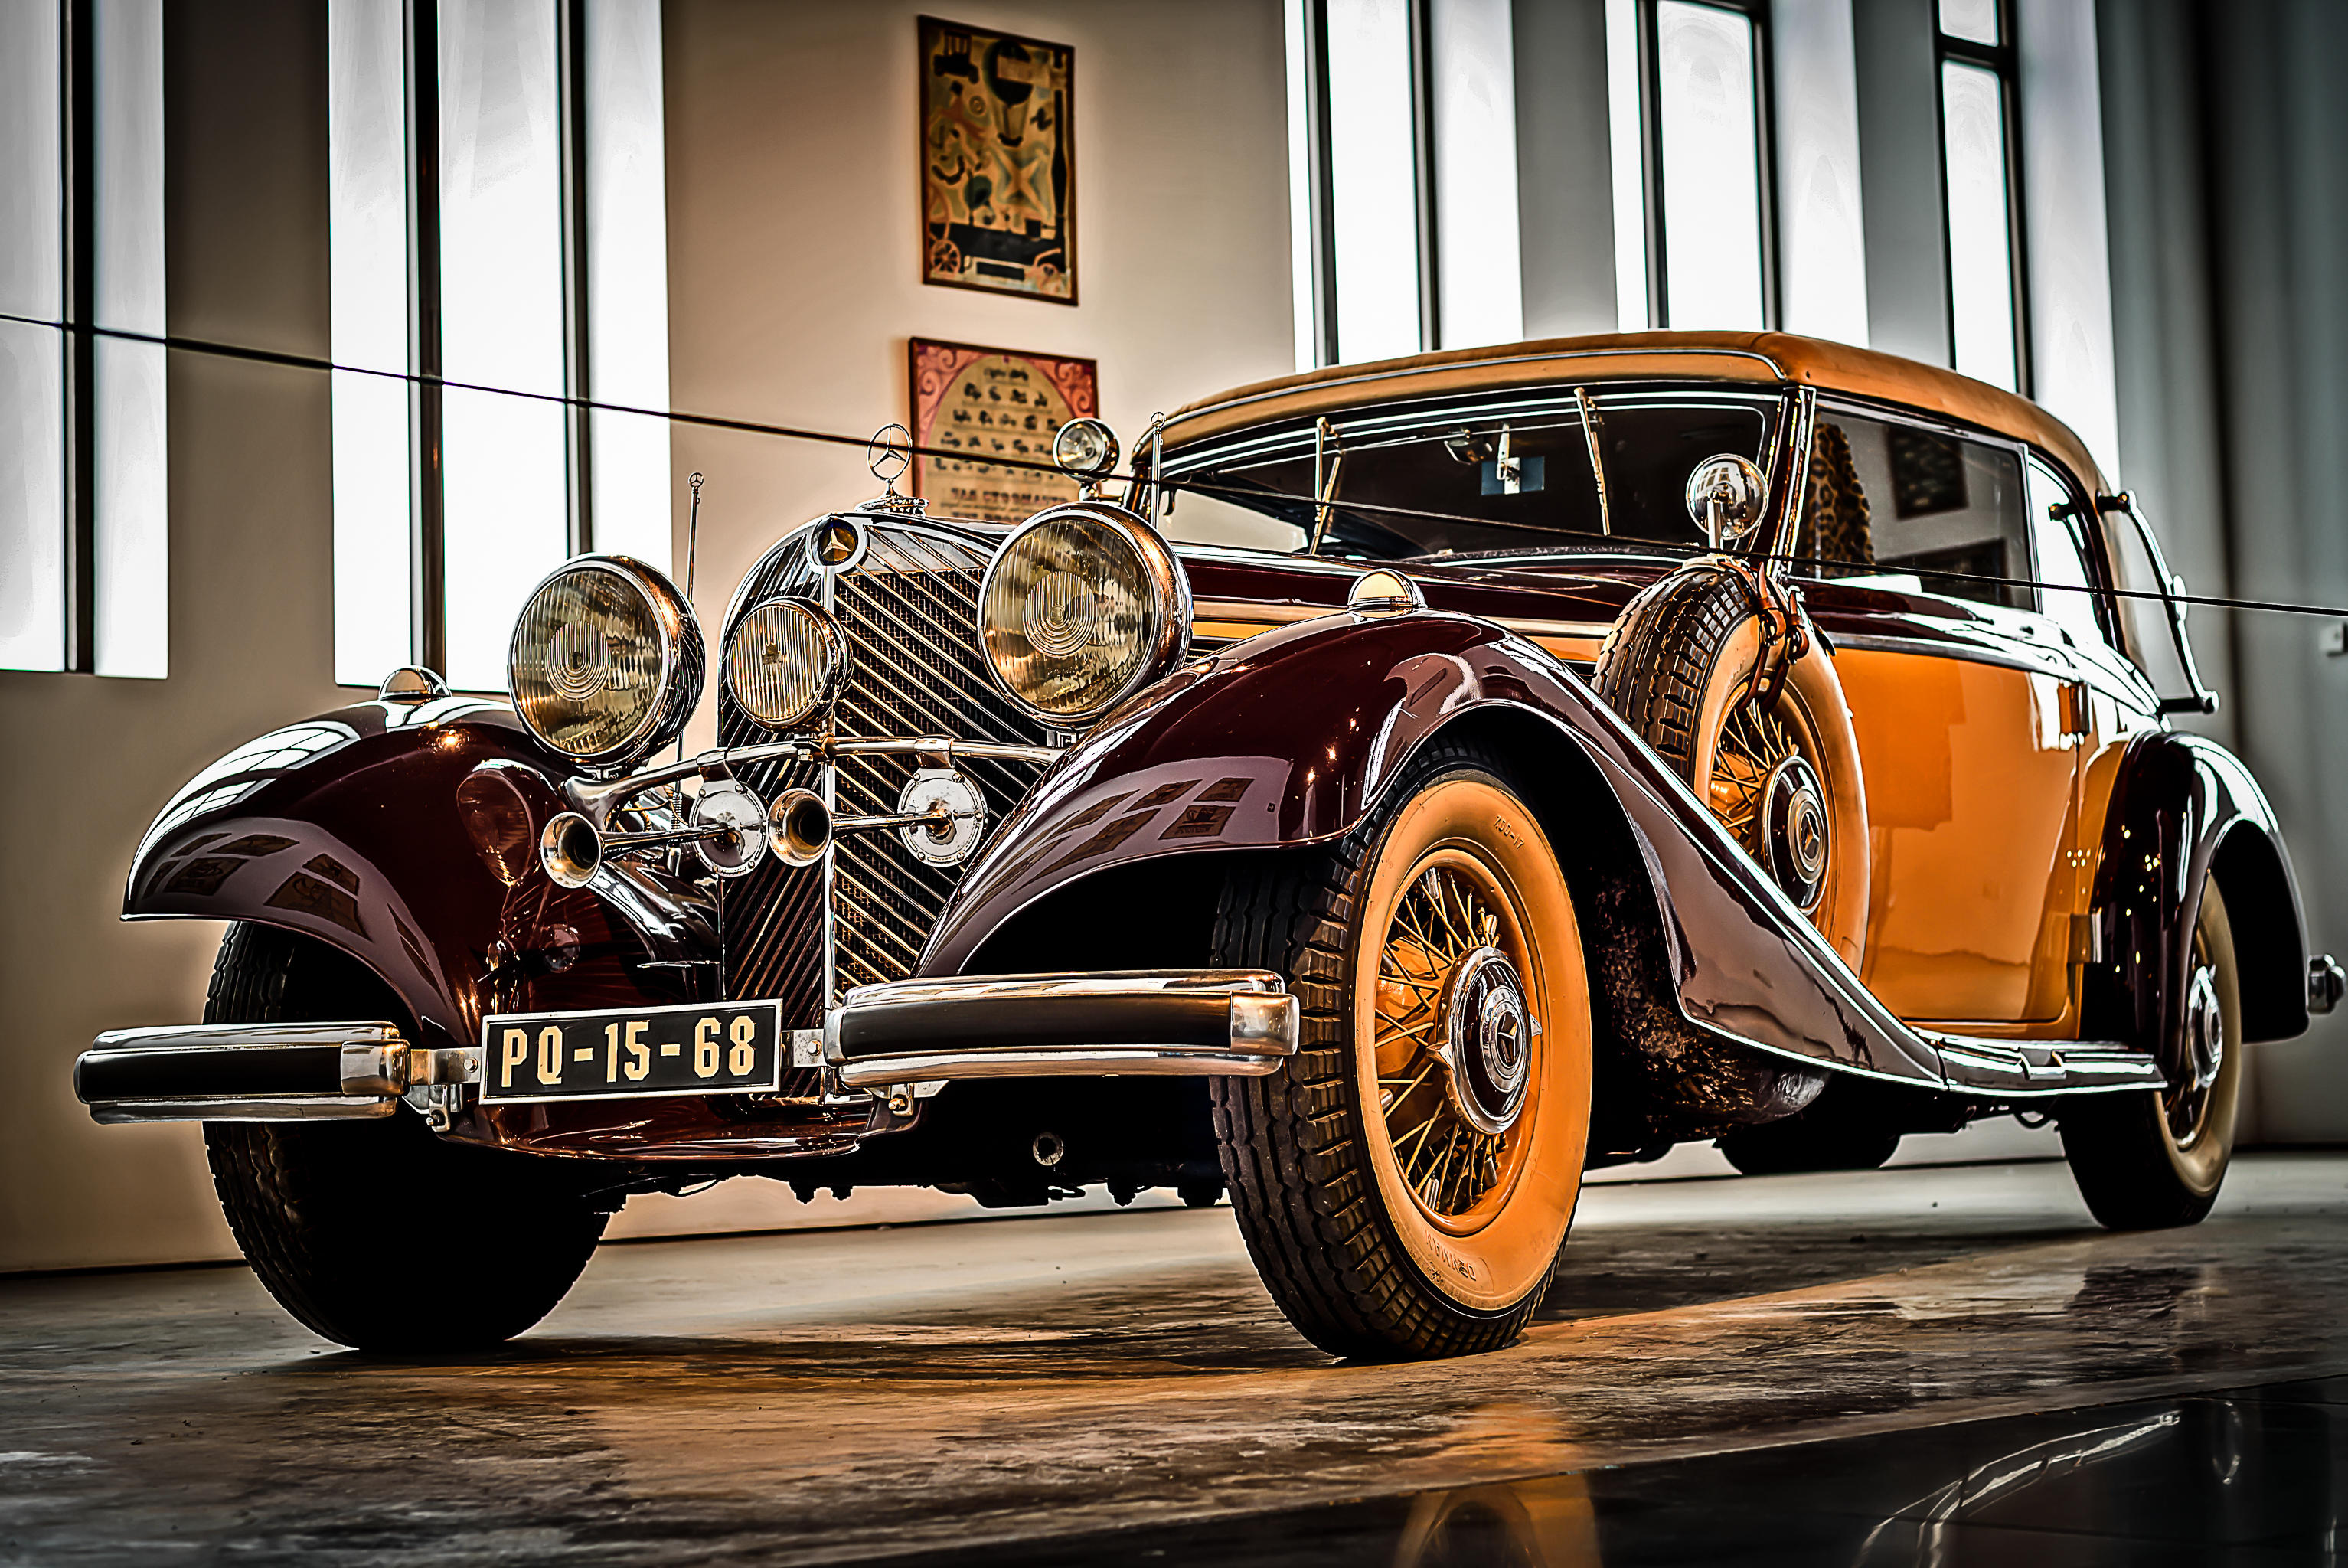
1932,0,2032,394
1628,0,1781,332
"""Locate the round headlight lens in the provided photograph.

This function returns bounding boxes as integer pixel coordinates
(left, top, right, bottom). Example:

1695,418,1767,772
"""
726,597,842,731
508,557,702,764
978,508,1187,724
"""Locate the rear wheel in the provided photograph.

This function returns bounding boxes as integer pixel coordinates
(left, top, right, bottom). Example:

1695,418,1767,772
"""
201,923,608,1352
2061,881,2242,1230
1209,746,1593,1360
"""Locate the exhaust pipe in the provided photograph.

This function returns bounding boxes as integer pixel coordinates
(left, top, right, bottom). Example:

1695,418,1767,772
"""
540,811,603,888
769,787,831,867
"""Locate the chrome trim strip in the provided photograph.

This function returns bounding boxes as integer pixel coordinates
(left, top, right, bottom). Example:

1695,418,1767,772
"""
90,1021,407,1052
835,1047,1288,1088
90,1096,396,1124
838,969,1288,1007
1828,631,2069,678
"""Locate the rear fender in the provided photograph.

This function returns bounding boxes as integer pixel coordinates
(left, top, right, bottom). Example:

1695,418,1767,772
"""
123,697,714,1054
2088,730,2311,1053
926,610,1947,1094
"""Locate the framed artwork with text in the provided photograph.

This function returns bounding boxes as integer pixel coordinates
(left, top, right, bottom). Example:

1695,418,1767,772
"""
909,338,1099,524
919,16,1076,303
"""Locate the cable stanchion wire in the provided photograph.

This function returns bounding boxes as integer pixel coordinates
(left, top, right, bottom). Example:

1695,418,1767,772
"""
18,306,2346,629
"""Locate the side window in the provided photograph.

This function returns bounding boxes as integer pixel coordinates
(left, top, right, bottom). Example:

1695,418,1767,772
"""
1799,412,2030,611
2024,457,2108,650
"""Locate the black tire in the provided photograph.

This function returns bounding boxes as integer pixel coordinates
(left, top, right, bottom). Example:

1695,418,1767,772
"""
2061,881,2242,1230
201,923,608,1352
1592,562,1753,780
1208,743,1594,1361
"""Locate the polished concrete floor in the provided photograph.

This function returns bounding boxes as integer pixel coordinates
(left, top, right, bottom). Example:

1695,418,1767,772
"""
6,1152,2348,1564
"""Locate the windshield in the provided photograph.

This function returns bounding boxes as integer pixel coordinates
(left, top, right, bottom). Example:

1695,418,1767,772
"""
1158,389,1782,560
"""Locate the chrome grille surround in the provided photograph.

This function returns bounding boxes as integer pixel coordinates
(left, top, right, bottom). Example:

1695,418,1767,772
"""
719,519,1049,1030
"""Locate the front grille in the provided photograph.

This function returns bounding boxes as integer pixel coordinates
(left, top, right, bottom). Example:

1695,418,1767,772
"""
720,520,1049,1025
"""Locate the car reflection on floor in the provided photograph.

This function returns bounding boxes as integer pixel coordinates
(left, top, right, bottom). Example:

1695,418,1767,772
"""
920,1378,2348,1566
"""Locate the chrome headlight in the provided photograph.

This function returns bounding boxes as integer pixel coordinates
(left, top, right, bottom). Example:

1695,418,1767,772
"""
508,555,703,767
725,597,843,731
978,505,1190,724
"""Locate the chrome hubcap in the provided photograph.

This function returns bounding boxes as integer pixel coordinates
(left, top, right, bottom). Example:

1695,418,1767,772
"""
1439,946,1534,1137
2184,965,2225,1095
1760,754,1830,911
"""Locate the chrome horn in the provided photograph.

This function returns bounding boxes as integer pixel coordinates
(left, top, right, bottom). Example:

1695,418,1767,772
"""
540,811,603,889
768,787,832,867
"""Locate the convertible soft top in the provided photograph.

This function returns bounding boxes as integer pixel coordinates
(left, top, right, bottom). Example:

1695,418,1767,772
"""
1164,329,2108,495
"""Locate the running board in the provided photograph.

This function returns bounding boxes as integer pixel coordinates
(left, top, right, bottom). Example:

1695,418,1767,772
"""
1919,1031,2164,1098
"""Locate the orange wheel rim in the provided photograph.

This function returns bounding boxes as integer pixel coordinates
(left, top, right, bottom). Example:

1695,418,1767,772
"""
1352,776,1590,1311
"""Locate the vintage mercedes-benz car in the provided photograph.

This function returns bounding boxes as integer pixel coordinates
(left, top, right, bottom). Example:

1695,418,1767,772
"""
79,331,2340,1361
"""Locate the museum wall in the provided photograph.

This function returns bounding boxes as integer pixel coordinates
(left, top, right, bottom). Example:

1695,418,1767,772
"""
0,0,1292,1273
2098,0,2348,1139
0,1,345,1272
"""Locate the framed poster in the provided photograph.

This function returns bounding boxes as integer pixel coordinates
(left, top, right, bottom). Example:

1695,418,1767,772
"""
909,338,1099,524
919,16,1076,303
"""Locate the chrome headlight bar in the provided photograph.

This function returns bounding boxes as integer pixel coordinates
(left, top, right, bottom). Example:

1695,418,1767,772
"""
537,733,1065,890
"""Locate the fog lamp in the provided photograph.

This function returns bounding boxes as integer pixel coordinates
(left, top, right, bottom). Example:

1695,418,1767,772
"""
726,598,843,731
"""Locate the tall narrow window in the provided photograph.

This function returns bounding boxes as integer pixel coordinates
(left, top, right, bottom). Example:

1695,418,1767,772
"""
1935,0,2025,390
1608,0,1775,332
0,2,67,671
330,0,671,692
583,0,671,566
1429,0,1521,350
437,0,568,694
327,0,413,688
93,0,169,680
1,0,167,678
1324,0,1422,364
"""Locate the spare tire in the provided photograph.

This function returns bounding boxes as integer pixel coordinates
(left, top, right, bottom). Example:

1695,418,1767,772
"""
1592,562,1870,972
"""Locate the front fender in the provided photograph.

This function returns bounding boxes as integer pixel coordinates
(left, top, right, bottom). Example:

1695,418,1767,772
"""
2090,730,2311,1052
124,696,712,1054
925,610,1948,1092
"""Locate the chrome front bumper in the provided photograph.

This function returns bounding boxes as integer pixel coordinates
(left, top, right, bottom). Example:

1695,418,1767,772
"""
824,970,1300,1089
73,1022,476,1124
78,971,1301,1125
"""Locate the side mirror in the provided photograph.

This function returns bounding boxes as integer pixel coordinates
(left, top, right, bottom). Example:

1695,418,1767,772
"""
1684,454,1768,549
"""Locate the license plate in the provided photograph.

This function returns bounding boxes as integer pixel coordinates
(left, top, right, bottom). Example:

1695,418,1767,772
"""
478,1001,783,1105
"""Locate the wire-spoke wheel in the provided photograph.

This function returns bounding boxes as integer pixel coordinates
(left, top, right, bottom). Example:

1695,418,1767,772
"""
2062,880,2242,1230
1593,562,1870,970
1210,744,1592,1360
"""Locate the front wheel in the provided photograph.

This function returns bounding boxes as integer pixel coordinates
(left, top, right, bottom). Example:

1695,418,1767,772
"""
201,923,609,1352
1209,746,1593,1360
2060,880,2242,1230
